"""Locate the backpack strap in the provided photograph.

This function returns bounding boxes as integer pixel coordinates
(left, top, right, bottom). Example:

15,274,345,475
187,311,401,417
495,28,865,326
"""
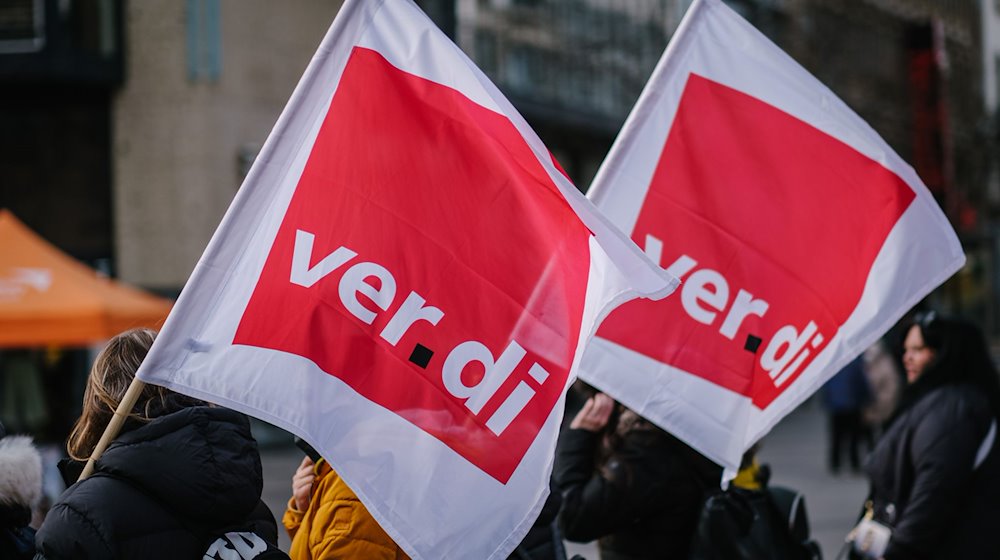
974,420,996,470
766,486,809,544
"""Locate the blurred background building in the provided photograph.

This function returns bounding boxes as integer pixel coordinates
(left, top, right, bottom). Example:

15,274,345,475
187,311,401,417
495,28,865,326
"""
2,0,1000,424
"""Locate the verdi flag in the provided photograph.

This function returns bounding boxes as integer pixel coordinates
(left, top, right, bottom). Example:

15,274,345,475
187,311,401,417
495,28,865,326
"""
580,0,964,474
135,0,675,558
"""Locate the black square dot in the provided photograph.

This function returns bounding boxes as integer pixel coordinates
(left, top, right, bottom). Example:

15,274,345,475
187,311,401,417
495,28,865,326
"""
409,344,434,369
744,334,762,354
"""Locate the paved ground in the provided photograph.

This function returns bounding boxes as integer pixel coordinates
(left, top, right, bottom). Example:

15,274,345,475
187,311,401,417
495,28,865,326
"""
259,396,867,558
756,397,868,559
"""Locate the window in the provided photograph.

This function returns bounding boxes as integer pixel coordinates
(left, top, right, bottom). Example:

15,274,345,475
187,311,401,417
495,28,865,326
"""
0,0,44,53
187,0,221,82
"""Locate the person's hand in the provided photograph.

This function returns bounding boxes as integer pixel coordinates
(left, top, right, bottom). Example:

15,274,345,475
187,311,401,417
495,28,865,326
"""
570,393,615,432
292,456,316,512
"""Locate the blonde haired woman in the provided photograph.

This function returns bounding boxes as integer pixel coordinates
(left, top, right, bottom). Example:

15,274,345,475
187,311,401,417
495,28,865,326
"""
35,328,285,559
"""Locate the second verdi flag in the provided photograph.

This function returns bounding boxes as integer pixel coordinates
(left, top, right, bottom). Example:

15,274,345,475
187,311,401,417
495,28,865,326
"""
580,0,965,473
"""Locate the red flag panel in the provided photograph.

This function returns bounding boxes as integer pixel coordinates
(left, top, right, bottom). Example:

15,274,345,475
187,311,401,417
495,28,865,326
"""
597,73,914,409
234,47,589,482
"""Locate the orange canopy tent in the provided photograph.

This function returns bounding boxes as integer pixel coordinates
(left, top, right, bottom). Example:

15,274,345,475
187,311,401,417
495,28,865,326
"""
0,209,173,347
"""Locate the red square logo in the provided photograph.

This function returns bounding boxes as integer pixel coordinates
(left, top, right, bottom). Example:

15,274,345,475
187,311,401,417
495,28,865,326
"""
598,74,914,409
234,48,590,483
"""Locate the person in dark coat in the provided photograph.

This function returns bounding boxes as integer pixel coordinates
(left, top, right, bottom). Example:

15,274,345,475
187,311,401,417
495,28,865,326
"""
0,420,42,560
34,328,286,560
859,313,1000,559
821,355,873,473
555,390,721,560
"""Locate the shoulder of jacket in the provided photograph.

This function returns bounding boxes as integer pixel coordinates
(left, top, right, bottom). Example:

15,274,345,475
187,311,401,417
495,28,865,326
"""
59,471,155,513
909,385,990,432
39,498,116,557
926,384,988,412
315,467,362,503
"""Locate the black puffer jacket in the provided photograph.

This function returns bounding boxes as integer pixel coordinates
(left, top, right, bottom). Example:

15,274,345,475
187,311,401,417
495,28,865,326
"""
35,406,281,559
865,384,1000,560
555,426,721,560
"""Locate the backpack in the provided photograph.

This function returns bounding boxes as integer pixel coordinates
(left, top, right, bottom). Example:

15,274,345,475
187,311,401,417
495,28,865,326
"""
688,474,822,560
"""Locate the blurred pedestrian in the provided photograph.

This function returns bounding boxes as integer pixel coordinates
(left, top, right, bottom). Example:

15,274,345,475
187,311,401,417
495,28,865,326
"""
34,328,287,559
554,389,721,559
0,420,41,560
851,313,1000,559
821,355,872,474
860,340,901,438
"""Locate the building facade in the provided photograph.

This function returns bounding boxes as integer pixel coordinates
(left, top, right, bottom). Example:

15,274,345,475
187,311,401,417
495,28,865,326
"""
111,0,342,290
0,0,123,269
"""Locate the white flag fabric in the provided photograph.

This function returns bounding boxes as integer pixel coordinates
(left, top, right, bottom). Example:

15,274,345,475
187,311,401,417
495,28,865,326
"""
135,1,675,558
580,0,965,474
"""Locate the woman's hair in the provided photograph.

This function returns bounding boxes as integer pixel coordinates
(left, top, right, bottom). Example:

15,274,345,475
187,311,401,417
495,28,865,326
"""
898,313,1000,419
596,405,661,482
66,328,203,461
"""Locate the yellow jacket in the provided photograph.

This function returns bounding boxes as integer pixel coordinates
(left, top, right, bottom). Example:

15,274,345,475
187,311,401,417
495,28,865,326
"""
731,458,763,491
283,459,410,560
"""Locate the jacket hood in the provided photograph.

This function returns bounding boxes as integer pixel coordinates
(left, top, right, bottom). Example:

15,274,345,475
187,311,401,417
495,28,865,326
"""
94,406,263,527
0,435,42,509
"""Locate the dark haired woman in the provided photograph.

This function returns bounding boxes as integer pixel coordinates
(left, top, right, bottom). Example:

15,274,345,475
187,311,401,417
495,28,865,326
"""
858,314,1000,559
34,328,284,559
554,391,721,559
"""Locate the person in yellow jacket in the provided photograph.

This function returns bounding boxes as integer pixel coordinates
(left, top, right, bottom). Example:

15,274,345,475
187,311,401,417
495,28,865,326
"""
285,446,564,560
283,456,409,560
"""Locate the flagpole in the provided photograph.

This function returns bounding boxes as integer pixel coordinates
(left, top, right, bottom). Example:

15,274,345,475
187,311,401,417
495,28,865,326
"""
78,377,147,481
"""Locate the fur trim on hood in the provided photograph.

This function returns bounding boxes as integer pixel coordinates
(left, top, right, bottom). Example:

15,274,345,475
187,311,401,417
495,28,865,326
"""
0,435,42,508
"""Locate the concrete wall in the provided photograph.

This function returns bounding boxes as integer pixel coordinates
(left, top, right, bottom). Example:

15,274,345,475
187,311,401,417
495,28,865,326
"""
113,0,343,289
